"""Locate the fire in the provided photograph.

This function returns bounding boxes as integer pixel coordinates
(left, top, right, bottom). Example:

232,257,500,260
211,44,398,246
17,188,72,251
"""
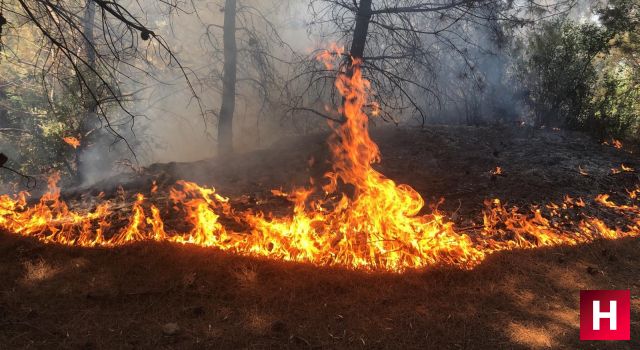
63,137,80,149
1,52,640,271
491,167,502,175
603,139,623,149
612,139,623,149
611,164,634,174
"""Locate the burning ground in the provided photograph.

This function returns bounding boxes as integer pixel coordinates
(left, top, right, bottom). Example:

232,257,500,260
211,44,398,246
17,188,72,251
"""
0,125,639,349
4,60,640,271
1,60,640,348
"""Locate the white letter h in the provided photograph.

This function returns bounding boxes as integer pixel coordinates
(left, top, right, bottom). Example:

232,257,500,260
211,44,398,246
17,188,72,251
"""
593,300,617,331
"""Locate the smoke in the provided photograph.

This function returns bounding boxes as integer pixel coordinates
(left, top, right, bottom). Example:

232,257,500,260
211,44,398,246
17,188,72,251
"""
68,0,316,187
424,22,526,126
403,0,603,127
74,0,602,186
110,0,312,162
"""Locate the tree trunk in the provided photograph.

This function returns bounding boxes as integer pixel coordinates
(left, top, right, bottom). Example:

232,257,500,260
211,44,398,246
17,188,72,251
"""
218,0,237,155
76,0,96,183
347,0,373,71
84,0,96,71
0,81,8,127
340,0,372,122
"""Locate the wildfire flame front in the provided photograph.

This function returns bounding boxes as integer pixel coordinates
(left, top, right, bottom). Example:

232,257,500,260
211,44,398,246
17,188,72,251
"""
1,51,639,272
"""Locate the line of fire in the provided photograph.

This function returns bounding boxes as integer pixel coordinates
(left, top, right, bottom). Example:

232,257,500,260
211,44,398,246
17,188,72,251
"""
0,0,638,348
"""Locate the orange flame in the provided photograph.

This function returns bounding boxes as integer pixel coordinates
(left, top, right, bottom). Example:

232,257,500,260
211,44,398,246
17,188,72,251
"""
63,137,80,149
612,139,623,149
315,44,345,70
611,164,634,174
1,52,639,271
603,139,624,149
621,164,634,172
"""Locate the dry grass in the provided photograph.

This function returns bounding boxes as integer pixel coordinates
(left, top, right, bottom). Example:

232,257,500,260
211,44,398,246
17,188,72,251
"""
507,322,555,348
21,259,60,285
0,233,638,349
232,263,259,290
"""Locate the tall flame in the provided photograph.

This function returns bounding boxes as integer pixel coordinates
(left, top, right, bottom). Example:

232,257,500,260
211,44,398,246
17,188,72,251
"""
1,51,639,271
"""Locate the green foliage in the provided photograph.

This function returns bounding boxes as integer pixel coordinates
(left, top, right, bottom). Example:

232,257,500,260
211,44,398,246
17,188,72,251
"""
598,0,639,35
0,0,132,187
518,0,640,140
588,63,640,137
587,0,640,139
0,21,90,183
518,20,608,128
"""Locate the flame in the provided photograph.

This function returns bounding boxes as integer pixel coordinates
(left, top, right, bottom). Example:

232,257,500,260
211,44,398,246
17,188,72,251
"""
315,44,345,70
1,53,640,272
63,137,80,149
611,164,634,174
369,102,381,117
612,139,623,149
491,167,502,175
603,139,624,150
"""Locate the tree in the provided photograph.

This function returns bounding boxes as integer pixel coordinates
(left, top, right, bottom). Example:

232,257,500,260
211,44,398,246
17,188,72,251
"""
75,0,97,183
289,0,574,126
517,20,608,127
587,0,640,138
218,0,238,155
0,0,203,171
516,0,640,139
202,0,291,155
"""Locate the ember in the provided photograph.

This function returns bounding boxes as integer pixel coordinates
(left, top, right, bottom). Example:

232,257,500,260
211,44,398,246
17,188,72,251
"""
613,139,623,149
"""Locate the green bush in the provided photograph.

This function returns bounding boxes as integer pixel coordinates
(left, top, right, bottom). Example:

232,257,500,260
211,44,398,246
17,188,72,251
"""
518,0,640,140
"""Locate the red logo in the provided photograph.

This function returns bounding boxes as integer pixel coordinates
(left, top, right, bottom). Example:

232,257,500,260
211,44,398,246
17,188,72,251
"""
580,290,630,340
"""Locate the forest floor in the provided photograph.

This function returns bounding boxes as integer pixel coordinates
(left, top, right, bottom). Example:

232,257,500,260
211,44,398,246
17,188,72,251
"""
1,125,640,349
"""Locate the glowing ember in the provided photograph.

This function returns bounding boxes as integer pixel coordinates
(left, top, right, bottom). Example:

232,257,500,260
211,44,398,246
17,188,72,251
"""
579,166,589,176
491,167,502,175
604,139,624,150
1,52,639,272
621,164,634,172
63,137,80,149
612,164,634,174
612,139,623,149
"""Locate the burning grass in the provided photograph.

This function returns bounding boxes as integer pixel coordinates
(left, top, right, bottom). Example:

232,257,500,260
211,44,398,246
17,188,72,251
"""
3,174,638,272
1,52,640,272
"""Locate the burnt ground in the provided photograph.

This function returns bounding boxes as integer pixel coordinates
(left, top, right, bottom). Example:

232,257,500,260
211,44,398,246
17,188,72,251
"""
144,125,640,221
1,125,640,349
